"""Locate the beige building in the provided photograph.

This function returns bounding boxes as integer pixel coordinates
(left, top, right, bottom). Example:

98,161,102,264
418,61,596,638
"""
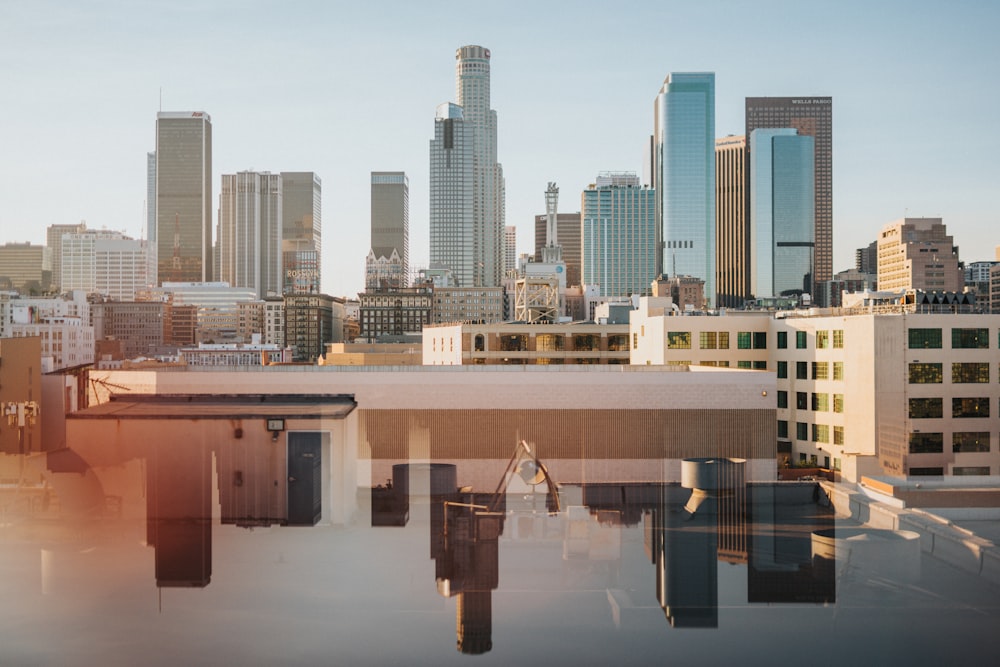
423,322,630,365
630,298,1000,481
0,242,51,294
877,218,964,292
0,337,43,454
320,342,423,366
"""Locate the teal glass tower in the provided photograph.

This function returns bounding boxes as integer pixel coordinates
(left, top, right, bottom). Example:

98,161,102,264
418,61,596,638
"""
654,72,715,306
749,129,815,298
581,173,657,298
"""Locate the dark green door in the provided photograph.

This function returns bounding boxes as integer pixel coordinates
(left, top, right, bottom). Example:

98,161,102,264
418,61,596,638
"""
287,432,322,526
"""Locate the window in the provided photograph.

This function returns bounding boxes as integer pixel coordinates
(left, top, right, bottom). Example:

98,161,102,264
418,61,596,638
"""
699,331,717,349
812,393,829,411
908,363,942,384
952,328,988,349
777,391,788,409
812,424,829,443
953,397,990,418
909,432,943,453
908,328,942,349
833,426,844,445
952,362,989,383
796,392,808,409
833,393,844,413
812,362,829,380
738,360,752,369
718,332,730,349
796,422,808,440
909,397,942,418
777,421,789,438
737,331,752,349
832,330,844,348
632,332,638,349
796,331,807,349
953,432,990,453
753,361,767,370
954,466,990,476
910,467,944,476
753,332,767,349
777,361,788,379
816,331,829,349
668,331,692,349
777,331,787,349
796,361,808,379
833,362,844,381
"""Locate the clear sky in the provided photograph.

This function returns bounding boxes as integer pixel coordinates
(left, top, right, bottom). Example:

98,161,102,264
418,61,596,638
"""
2,0,997,298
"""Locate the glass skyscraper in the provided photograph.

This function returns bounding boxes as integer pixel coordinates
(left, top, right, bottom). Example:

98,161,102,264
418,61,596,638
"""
582,173,657,298
370,171,409,287
749,129,815,299
654,73,715,306
218,171,283,299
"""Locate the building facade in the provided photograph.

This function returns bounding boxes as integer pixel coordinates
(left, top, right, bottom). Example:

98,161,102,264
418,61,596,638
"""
423,322,631,365
156,111,212,284
581,173,657,298
370,172,409,286
0,243,51,294
359,286,433,341
749,129,815,299
92,301,167,359
745,97,832,303
654,72,716,305
534,213,582,288
877,218,964,293
715,136,748,308
279,172,322,293
46,222,88,291
284,293,344,362
431,286,504,324
218,171,283,298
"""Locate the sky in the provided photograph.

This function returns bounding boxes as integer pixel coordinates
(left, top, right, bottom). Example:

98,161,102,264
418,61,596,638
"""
1,0,998,298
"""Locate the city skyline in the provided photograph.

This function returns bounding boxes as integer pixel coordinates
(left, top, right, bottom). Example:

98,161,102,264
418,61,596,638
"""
1,1,998,298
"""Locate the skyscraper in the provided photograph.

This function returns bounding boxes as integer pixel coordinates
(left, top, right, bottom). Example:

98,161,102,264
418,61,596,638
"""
146,151,157,283
504,226,517,276
46,221,88,291
745,97,832,302
218,171,283,299
581,172,657,298
749,129,815,299
654,73,716,305
534,213,582,288
715,136,748,308
280,172,322,292
156,112,212,284
369,171,409,288
429,45,505,288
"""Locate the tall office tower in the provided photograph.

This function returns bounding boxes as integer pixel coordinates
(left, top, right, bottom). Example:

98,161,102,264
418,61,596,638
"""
279,172,322,292
369,171,409,288
156,112,212,284
46,221,88,291
534,213,582,287
504,226,517,276
745,97,832,302
430,102,475,286
749,129,815,299
715,136,748,308
581,172,657,298
877,218,964,293
62,229,148,300
147,152,157,284
429,45,505,288
654,72,716,306
218,172,283,299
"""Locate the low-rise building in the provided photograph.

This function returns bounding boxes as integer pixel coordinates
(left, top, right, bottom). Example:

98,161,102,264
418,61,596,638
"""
423,321,630,365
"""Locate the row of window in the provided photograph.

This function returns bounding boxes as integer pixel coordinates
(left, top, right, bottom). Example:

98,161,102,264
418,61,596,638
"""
778,420,845,445
665,330,770,350
909,431,992,454
777,391,844,413
909,327,993,349
909,397,993,418
909,362,992,384
776,329,845,350
777,360,845,381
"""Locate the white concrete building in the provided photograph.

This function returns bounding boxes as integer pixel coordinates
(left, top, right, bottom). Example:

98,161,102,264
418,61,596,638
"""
10,316,94,371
